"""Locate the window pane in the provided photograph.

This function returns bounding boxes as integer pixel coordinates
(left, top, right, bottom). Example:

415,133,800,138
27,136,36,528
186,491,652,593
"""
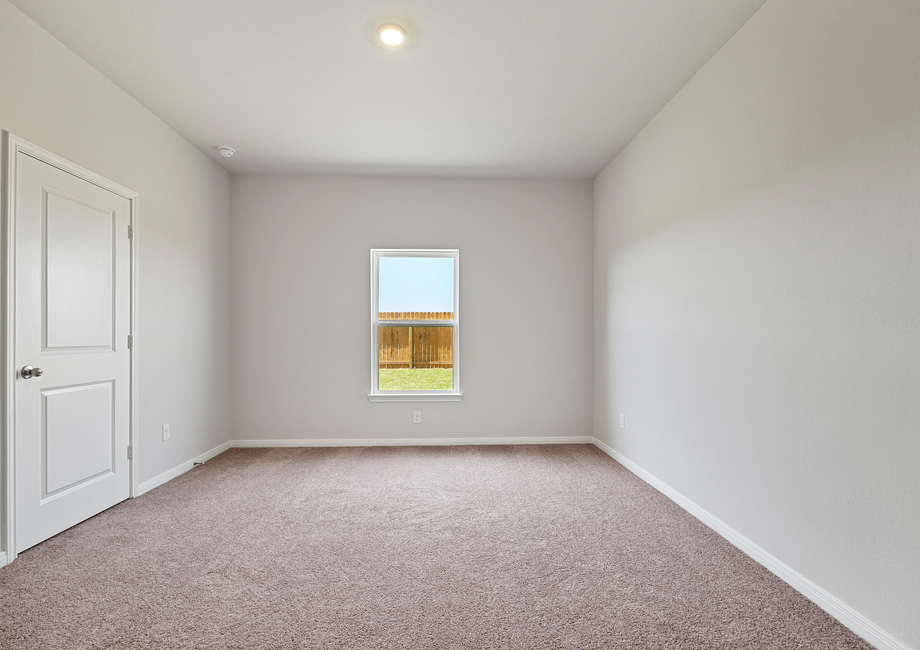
378,325,453,390
378,257,453,320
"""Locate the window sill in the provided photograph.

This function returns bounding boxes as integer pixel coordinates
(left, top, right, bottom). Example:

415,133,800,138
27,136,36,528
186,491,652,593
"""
367,393,463,403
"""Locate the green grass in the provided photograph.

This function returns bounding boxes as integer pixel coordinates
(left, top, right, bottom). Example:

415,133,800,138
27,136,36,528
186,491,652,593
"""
379,368,453,390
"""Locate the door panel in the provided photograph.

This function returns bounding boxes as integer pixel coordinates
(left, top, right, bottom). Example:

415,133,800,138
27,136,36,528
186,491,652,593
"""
43,382,115,496
44,189,115,351
14,150,132,553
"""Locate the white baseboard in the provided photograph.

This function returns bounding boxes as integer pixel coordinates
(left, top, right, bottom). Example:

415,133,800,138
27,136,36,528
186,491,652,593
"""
137,440,232,496
232,436,593,448
0,551,7,568
591,437,912,650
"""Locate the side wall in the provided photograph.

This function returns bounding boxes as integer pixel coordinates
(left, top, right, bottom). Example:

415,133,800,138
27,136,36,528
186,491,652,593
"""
0,1,232,500
231,175,593,443
594,0,919,647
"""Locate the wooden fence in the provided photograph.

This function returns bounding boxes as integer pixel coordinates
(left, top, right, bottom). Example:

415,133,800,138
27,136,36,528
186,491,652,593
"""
379,312,453,369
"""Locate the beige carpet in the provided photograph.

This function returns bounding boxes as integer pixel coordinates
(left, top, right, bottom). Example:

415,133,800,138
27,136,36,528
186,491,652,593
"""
0,445,872,649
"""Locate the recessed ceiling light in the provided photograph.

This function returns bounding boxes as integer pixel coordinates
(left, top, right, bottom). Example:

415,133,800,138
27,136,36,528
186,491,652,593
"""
377,24,406,46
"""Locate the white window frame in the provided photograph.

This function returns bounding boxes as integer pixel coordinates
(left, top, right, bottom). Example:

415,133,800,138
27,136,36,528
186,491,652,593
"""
368,249,462,402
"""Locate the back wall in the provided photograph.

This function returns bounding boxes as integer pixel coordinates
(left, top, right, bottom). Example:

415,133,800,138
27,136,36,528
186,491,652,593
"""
231,175,593,442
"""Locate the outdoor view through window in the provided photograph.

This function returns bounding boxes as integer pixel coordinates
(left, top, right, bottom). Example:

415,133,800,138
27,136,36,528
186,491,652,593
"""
378,256,454,391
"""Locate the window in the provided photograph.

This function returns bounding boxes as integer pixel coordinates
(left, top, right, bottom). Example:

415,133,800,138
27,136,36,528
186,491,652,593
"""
369,249,461,401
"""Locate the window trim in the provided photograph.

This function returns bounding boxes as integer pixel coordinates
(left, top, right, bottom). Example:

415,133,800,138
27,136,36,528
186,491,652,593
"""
368,249,462,402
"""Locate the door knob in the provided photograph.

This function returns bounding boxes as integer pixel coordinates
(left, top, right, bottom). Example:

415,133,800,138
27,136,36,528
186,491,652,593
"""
21,366,43,379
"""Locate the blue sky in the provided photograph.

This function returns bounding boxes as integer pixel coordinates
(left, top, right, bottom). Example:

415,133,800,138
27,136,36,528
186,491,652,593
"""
379,257,454,313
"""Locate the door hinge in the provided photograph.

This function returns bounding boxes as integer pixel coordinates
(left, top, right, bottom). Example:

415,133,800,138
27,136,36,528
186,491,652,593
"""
127,334,133,349
127,445,133,460
127,225,133,240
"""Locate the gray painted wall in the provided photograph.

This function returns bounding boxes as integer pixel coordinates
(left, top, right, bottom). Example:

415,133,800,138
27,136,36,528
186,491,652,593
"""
231,175,593,442
0,0,232,487
594,0,920,646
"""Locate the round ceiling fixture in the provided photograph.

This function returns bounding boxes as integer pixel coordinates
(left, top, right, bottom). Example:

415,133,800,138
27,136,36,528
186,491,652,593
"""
217,147,235,158
377,24,406,46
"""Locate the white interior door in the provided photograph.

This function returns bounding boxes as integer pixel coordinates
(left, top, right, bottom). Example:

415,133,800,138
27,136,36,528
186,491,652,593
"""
13,149,132,553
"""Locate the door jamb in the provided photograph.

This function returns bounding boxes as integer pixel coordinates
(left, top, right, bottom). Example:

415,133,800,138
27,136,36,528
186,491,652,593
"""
1,132,139,566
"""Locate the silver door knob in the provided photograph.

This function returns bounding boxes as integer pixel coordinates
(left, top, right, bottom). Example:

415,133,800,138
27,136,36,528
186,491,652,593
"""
21,366,43,379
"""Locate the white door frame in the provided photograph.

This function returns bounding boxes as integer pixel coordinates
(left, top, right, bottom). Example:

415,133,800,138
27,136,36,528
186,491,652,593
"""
1,132,139,565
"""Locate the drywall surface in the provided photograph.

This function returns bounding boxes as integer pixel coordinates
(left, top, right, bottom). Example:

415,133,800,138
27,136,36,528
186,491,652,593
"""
231,175,592,441
594,0,919,646
0,1,232,487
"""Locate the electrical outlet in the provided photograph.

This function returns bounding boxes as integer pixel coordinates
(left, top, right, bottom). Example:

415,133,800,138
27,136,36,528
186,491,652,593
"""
162,423,170,441
413,411,422,424
619,414,625,429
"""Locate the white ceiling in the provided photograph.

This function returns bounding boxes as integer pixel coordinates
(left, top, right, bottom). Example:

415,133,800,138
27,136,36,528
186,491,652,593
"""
11,0,767,178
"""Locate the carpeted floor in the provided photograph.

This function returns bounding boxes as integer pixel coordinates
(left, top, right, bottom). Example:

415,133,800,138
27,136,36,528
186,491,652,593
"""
0,445,872,649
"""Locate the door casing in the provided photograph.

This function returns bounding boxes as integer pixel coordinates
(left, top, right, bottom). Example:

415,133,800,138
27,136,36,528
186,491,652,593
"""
1,132,139,565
